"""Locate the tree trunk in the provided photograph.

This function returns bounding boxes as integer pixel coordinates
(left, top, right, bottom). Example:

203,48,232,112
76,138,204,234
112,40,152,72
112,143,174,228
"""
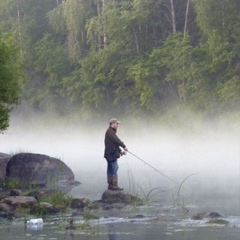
16,0,22,40
184,0,190,38
170,0,176,33
131,26,140,56
221,0,225,38
96,0,103,50
102,0,107,49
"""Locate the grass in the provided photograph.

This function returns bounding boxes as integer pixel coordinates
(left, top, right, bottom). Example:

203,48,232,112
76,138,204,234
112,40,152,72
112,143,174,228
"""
42,191,72,208
1,178,21,190
125,164,197,215
176,173,197,207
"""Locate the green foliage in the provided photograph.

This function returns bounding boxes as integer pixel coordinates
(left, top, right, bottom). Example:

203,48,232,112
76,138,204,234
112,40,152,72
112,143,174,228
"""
0,31,23,131
47,4,67,35
34,33,70,90
1,0,240,120
41,191,72,208
218,76,240,111
63,0,95,61
4,178,21,190
33,202,49,217
31,191,72,217
49,192,67,205
83,203,95,221
127,58,160,112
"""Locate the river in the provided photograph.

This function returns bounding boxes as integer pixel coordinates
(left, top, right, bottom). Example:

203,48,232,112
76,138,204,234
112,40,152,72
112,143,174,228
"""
1,118,240,239
2,200,240,240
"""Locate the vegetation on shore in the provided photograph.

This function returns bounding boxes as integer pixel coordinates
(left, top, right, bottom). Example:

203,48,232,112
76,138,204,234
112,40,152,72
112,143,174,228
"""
0,0,240,130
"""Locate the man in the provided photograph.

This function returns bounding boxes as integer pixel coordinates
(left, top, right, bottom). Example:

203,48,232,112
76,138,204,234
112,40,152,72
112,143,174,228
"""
104,118,128,191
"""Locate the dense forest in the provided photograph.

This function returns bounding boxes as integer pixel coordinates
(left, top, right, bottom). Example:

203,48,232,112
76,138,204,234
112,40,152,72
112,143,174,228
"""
0,0,240,126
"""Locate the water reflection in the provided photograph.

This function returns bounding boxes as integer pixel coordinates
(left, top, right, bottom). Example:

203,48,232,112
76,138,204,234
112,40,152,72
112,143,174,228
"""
108,224,118,240
26,224,43,230
69,232,75,240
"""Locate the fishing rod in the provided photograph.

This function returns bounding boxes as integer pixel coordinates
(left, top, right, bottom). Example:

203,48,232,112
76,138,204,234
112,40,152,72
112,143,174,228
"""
127,151,178,184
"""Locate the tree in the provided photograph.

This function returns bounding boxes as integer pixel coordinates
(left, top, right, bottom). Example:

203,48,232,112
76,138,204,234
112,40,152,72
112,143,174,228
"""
63,0,95,61
0,31,23,131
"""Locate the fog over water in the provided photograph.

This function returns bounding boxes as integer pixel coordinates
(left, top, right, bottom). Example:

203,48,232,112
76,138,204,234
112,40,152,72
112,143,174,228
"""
1,114,240,215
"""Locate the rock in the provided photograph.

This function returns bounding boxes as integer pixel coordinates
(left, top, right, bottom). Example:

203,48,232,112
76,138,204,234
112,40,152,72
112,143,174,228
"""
102,190,143,205
10,189,23,196
0,190,10,200
0,202,14,219
206,219,229,225
1,196,37,208
6,153,80,191
70,198,91,209
0,153,11,179
30,202,61,215
0,153,10,159
103,203,126,210
25,190,43,201
131,214,146,219
0,203,12,212
25,189,64,201
88,201,101,210
191,212,222,220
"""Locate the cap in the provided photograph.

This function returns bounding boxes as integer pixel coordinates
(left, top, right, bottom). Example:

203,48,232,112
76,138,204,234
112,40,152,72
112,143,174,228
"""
109,118,121,124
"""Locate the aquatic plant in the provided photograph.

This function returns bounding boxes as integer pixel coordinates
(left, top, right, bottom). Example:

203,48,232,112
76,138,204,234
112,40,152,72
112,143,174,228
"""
176,173,197,207
31,201,48,217
127,169,137,194
17,205,31,218
42,191,72,209
4,178,21,190
83,202,99,221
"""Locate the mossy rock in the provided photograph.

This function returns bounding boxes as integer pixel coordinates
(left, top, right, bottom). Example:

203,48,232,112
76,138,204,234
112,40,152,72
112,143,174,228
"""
207,219,229,225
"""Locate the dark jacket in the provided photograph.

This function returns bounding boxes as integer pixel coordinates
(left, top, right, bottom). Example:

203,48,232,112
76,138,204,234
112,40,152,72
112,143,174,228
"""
104,127,126,162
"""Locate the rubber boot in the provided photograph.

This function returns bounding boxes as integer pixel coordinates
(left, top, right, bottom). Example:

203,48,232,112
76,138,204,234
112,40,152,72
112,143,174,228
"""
108,175,113,190
111,175,123,191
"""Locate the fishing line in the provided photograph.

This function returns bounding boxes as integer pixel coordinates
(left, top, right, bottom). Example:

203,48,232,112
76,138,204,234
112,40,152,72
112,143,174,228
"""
128,151,178,184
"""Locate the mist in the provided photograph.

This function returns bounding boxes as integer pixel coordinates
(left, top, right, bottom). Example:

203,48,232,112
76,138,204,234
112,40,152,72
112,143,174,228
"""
1,113,240,215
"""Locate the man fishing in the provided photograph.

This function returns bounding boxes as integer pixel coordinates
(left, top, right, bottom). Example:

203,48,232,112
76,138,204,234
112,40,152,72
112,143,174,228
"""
104,118,128,191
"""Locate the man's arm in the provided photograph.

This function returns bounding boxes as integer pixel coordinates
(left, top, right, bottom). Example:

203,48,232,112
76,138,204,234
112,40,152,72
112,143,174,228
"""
108,128,127,150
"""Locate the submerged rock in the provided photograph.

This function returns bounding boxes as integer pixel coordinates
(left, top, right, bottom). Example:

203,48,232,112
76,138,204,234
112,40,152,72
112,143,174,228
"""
191,212,222,220
131,214,146,219
6,153,80,191
102,190,143,205
207,219,229,225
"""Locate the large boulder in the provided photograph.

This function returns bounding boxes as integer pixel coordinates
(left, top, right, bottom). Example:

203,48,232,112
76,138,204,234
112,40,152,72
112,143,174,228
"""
102,190,143,205
6,153,80,191
0,153,11,179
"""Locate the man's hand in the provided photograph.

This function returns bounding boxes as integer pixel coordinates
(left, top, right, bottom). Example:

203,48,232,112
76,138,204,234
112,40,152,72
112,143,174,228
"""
121,151,127,156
